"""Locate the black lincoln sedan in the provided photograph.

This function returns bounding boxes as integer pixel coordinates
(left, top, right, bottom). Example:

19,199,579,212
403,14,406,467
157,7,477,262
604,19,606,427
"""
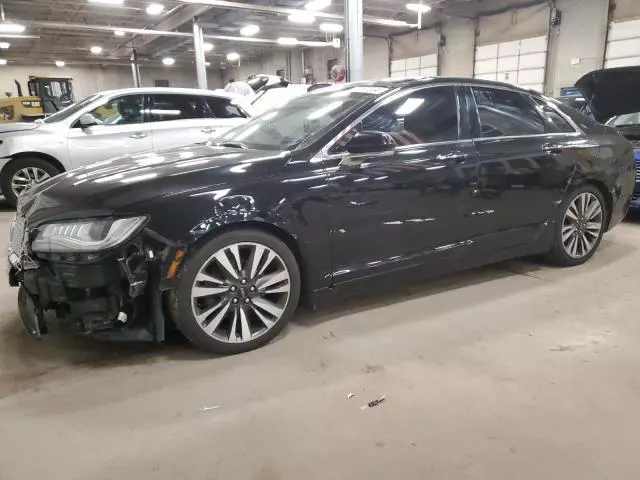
8,77,636,354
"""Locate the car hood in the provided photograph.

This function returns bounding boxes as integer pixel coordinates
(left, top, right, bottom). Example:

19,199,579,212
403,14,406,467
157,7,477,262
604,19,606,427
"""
576,66,640,123
0,122,41,134
20,144,291,224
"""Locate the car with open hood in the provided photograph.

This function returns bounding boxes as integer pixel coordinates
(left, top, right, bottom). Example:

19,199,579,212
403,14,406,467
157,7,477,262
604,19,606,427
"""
0,87,253,207
7,77,635,354
576,66,640,210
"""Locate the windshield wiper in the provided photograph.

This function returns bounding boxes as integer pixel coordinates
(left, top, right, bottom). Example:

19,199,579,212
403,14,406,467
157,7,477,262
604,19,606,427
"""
217,141,249,149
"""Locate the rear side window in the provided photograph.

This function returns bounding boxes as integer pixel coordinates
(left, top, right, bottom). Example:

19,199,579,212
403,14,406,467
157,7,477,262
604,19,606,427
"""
530,96,576,133
149,94,206,122
473,87,545,137
205,96,246,119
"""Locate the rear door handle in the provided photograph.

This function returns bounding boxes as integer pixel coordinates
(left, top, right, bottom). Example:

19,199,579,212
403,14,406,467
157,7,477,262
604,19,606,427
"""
542,143,563,154
129,132,147,139
201,127,216,134
436,152,469,163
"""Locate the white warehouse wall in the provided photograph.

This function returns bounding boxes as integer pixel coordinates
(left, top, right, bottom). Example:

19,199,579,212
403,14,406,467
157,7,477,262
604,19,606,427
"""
0,64,220,100
546,0,610,96
439,18,475,77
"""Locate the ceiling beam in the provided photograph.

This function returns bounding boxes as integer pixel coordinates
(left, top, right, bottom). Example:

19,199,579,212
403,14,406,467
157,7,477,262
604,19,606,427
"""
178,0,415,26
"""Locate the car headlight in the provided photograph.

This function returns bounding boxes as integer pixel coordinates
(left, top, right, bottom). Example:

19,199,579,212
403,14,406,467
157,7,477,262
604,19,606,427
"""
31,217,147,253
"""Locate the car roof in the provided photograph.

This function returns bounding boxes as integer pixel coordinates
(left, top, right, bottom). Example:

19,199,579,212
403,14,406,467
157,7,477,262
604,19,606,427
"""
97,87,239,99
349,76,543,95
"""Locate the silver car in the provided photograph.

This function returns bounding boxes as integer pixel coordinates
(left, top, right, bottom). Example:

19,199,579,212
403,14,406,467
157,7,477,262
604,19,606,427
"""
0,87,254,206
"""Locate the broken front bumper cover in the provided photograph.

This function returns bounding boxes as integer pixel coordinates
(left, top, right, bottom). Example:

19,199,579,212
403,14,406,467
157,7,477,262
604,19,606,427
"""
7,244,174,344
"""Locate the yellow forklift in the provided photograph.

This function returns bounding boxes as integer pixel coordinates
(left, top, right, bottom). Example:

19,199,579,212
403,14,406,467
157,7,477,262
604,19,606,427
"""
0,76,74,123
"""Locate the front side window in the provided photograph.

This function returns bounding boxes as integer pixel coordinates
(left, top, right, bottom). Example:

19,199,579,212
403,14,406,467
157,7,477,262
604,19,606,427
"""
205,96,246,119
87,94,145,126
149,94,206,122
473,87,545,137
333,86,458,152
218,85,387,150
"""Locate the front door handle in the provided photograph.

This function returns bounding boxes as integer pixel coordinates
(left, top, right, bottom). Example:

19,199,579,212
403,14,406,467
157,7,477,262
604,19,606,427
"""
436,152,469,163
339,155,365,168
129,132,147,139
201,127,216,134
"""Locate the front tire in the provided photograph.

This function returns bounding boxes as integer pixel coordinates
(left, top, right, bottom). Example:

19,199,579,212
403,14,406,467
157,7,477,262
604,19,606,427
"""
173,229,301,355
1,157,61,207
545,185,607,266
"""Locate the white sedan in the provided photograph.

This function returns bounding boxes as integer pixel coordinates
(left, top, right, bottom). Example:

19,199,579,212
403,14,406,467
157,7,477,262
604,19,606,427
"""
0,87,254,206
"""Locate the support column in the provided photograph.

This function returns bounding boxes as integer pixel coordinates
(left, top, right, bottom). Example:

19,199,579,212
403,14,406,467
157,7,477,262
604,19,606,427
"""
130,48,141,88
344,0,364,82
192,20,208,89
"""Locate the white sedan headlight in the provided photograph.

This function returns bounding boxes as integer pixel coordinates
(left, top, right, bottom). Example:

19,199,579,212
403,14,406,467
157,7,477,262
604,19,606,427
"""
31,217,147,253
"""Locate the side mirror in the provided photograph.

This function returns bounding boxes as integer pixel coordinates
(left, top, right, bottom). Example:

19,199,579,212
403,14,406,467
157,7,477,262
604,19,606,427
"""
345,131,395,155
78,113,98,129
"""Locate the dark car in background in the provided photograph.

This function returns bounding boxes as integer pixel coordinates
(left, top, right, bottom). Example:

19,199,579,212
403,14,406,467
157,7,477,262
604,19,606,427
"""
7,77,636,354
576,66,640,210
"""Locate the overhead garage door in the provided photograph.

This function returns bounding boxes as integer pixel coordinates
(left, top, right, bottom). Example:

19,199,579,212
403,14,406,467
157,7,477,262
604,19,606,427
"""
474,35,548,92
390,54,438,78
605,18,640,68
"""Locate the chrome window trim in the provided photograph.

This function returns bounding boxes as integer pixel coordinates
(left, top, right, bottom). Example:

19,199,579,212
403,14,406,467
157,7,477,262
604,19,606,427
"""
311,81,587,163
472,131,583,142
311,84,461,163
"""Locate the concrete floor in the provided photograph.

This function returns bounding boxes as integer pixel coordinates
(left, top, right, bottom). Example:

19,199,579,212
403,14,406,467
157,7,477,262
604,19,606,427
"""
2,203,640,480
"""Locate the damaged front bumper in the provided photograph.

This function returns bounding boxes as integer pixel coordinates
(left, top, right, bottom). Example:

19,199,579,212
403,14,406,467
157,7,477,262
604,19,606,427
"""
8,239,185,343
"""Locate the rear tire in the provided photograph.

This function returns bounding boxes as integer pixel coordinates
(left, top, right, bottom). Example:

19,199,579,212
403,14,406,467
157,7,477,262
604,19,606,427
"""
1,157,61,207
545,185,608,266
173,229,301,355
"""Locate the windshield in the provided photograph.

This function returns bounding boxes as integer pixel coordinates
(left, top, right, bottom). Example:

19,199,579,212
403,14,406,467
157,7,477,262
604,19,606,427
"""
42,93,102,123
607,112,640,127
217,85,389,150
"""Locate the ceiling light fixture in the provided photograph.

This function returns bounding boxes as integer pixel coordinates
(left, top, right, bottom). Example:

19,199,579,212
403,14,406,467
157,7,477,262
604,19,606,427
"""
288,12,315,24
305,0,331,10
0,41,9,49
406,3,432,13
0,59,7,65
203,42,214,52
239,24,259,36
114,29,125,37
146,3,164,15
90,45,103,54
55,60,65,67
278,37,298,46
87,0,125,5
0,4,24,33
226,52,240,61
162,57,175,65
319,23,343,33
376,19,411,26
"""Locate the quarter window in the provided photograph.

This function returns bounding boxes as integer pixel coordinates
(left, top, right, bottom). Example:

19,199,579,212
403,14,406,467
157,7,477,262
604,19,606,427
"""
530,96,576,133
335,86,458,151
472,87,545,137
205,96,246,119
86,94,145,126
148,94,206,122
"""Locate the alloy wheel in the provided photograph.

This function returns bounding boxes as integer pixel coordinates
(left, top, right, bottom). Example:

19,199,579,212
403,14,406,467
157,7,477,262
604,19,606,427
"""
11,167,51,197
190,242,291,343
561,192,603,259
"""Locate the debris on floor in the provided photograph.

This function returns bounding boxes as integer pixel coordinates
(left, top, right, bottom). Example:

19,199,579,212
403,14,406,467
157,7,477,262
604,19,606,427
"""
361,395,386,410
322,331,335,340
199,405,220,412
347,393,355,399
